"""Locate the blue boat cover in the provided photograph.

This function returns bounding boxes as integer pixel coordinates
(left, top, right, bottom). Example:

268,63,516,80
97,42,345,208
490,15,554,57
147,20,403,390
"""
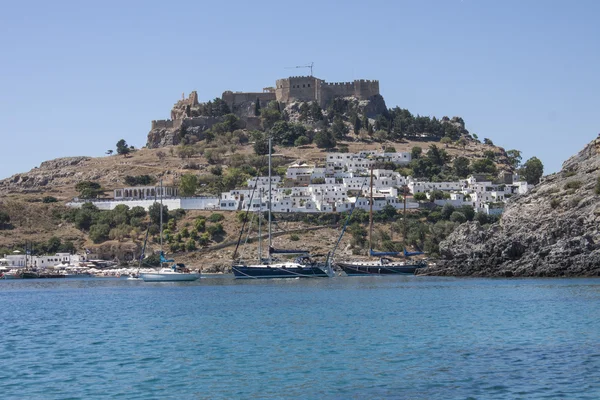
369,249,401,257
160,251,175,263
404,249,424,257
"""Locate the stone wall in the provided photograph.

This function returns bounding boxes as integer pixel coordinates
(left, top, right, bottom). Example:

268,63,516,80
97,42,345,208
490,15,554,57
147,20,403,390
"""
222,91,276,110
151,119,183,130
275,76,380,107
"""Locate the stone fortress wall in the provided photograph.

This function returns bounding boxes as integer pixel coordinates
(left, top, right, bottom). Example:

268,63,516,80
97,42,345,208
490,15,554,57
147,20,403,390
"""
150,76,379,132
273,76,380,107
222,90,276,111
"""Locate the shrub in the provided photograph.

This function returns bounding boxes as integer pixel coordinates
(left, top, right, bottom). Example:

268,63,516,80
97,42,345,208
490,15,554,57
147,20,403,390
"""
89,224,110,243
294,136,310,147
550,198,560,209
208,213,224,223
290,234,300,241
207,223,224,238
42,196,58,203
564,180,582,190
449,211,467,223
595,177,600,195
185,239,196,251
413,192,427,201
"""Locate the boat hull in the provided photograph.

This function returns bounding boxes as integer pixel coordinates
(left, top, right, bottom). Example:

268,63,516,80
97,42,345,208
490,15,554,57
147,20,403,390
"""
139,272,200,282
336,262,425,276
232,265,330,279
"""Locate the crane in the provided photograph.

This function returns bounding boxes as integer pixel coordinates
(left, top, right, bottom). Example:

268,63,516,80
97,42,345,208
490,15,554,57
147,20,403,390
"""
285,62,314,76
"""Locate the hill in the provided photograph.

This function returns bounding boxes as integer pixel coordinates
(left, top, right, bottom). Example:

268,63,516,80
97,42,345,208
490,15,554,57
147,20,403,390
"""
0,81,535,267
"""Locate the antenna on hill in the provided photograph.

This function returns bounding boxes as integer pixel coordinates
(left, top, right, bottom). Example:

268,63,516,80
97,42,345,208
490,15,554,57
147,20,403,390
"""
285,62,314,76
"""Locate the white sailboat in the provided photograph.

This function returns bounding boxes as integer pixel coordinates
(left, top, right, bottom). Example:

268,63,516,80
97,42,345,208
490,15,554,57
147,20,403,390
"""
140,180,200,282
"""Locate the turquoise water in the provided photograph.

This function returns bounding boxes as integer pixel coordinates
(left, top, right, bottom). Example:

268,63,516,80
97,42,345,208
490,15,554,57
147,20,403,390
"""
0,276,599,399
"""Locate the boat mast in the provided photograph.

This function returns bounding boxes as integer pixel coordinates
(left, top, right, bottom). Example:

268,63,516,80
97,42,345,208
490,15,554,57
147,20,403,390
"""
369,164,374,255
258,188,262,263
403,185,407,241
159,179,163,265
268,137,272,263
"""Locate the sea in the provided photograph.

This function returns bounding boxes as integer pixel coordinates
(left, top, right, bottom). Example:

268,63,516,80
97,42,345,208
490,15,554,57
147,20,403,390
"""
0,275,598,399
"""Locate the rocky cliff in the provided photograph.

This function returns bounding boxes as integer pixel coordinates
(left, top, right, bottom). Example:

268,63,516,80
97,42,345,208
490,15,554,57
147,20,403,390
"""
425,135,600,277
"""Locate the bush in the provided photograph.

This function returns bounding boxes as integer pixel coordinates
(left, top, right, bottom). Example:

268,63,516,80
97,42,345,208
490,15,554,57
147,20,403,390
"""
294,136,310,147
206,223,224,238
185,239,196,251
290,234,300,241
564,180,582,190
449,211,467,223
413,192,427,201
208,213,224,223
550,198,560,209
596,177,600,195
89,224,110,243
42,196,58,203
194,218,206,232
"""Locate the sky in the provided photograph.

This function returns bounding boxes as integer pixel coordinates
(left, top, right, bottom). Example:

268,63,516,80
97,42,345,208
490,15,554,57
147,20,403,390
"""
1,0,598,179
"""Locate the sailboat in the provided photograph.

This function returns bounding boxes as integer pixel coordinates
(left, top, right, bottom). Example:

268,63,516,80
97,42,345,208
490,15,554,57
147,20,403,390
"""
333,165,427,276
140,180,200,282
231,138,333,279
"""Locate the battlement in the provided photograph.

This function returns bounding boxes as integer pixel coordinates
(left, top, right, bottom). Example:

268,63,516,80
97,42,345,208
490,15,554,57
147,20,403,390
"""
151,119,182,130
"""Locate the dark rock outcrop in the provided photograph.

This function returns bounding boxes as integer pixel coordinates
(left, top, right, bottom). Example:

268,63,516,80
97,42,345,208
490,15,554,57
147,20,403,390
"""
423,134,600,277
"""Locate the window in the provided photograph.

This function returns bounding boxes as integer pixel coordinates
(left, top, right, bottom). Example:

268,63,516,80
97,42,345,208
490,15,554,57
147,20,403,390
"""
308,84,311,87
303,84,305,88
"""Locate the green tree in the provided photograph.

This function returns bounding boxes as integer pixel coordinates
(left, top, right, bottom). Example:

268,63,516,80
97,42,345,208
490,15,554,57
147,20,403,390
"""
506,149,522,170
310,101,323,121
222,168,249,191
260,107,282,130
353,114,362,134
471,158,497,174
483,138,494,145
427,144,449,166
314,129,336,149
483,150,496,160
254,98,261,116
460,205,475,221
450,211,466,223
148,202,169,226
413,192,427,201
75,181,104,199
179,174,198,197
116,139,130,156
294,136,310,147
411,146,422,160
253,133,269,155
332,116,349,138
441,203,456,220
453,156,470,178
520,157,544,184
129,206,147,219
89,224,110,243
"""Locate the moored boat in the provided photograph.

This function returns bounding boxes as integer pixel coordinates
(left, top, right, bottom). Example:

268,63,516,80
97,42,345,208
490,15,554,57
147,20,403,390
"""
139,181,200,283
331,165,427,276
231,138,333,280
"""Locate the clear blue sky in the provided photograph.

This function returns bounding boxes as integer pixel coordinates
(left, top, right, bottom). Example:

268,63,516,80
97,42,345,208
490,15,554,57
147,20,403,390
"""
1,0,598,179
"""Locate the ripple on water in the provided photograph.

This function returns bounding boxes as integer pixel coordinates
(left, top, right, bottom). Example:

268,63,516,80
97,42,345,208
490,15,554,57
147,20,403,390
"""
0,277,599,399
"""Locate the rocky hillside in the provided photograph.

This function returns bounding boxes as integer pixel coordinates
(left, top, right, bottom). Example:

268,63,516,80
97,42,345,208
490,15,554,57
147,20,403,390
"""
425,135,600,277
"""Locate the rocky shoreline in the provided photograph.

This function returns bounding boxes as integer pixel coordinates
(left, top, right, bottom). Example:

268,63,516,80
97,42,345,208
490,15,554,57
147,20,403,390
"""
423,135,600,277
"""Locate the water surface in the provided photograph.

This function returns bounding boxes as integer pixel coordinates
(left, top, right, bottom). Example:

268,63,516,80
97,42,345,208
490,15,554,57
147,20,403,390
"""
1,276,598,399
